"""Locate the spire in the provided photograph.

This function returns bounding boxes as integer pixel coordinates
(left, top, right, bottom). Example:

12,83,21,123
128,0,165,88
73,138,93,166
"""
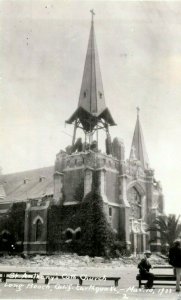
66,11,116,133
130,108,150,169
78,9,105,116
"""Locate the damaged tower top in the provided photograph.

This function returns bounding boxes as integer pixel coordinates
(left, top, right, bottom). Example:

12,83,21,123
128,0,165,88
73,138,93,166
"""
66,10,116,148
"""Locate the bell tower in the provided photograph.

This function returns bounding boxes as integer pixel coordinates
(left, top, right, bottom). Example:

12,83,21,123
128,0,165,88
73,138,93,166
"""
54,11,124,242
66,10,116,151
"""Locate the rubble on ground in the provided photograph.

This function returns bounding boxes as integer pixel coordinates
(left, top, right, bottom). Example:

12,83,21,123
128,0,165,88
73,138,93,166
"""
0,253,168,268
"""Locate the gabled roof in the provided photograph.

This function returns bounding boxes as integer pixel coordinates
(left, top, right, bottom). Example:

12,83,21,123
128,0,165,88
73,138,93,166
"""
0,166,54,203
66,13,116,131
130,109,150,170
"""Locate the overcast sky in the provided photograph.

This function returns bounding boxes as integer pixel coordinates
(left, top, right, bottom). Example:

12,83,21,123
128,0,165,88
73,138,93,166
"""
0,0,181,215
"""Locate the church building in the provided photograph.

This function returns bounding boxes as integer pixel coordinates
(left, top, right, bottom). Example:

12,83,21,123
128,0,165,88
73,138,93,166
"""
0,12,164,255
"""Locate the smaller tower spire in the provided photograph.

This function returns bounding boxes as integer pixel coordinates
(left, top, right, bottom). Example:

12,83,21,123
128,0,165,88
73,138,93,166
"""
130,108,150,169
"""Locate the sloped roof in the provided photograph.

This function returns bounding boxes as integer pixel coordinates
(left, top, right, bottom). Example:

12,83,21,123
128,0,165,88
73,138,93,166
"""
66,14,116,130
0,166,54,203
130,111,150,170
66,106,116,132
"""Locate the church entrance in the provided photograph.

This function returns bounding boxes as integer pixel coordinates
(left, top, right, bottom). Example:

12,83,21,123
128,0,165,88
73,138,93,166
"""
130,221,147,255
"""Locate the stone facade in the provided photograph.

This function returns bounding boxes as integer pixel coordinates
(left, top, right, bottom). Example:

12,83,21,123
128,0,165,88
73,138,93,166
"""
0,142,164,255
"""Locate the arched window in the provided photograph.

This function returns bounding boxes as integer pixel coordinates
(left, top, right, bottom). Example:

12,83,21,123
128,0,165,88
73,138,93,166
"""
35,219,42,241
65,229,73,240
127,187,142,219
99,91,103,99
109,207,112,217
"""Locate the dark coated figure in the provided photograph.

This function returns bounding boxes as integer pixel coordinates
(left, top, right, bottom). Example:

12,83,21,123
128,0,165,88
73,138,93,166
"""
138,250,154,289
168,239,181,292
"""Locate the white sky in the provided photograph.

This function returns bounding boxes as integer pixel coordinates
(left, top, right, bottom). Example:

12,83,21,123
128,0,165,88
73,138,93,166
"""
0,0,181,215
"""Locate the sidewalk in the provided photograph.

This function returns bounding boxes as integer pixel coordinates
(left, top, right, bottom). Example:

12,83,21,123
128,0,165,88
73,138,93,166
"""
0,266,180,300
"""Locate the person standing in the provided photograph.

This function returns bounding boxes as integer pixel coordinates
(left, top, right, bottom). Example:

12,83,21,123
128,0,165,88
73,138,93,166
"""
138,250,154,289
168,240,181,292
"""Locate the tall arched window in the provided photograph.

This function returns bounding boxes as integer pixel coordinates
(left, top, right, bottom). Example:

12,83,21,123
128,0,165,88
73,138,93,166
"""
35,219,42,241
127,187,142,219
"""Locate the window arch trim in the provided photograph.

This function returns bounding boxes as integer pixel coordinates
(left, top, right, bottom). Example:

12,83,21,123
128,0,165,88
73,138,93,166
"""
33,215,44,225
127,181,145,196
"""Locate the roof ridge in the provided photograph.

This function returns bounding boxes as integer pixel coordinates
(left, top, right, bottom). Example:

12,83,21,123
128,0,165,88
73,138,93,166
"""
2,165,54,177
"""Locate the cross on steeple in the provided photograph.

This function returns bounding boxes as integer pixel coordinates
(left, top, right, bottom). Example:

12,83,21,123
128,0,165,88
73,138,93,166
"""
90,9,95,22
136,106,140,117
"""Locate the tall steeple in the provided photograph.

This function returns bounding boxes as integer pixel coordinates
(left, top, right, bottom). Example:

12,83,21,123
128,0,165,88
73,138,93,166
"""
66,10,116,144
78,9,107,118
130,108,149,169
